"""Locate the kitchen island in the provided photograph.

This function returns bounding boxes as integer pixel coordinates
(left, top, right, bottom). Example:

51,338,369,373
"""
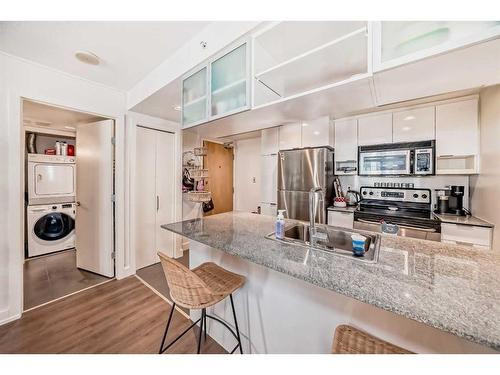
162,211,500,353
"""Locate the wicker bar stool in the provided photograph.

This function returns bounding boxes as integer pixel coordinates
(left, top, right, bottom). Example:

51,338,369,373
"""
157,251,245,354
332,325,413,354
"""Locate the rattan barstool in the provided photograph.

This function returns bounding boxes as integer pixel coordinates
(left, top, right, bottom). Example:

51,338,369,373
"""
332,324,413,354
157,251,245,354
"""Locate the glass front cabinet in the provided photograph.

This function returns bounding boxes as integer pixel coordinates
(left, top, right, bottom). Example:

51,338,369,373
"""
182,40,250,128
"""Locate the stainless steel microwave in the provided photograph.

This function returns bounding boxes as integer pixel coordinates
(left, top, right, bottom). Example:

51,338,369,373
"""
358,141,435,176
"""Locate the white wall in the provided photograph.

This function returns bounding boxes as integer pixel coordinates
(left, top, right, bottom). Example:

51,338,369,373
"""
234,137,261,213
471,84,500,250
0,52,127,325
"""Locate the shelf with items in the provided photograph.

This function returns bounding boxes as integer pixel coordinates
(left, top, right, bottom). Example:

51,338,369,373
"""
253,23,368,107
182,150,212,203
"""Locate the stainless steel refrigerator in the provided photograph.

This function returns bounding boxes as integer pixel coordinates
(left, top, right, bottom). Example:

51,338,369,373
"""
277,147,334,223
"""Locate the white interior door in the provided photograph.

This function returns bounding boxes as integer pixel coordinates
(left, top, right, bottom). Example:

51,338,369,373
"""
135,127,158,269
76,119,114,277
155,130,176,258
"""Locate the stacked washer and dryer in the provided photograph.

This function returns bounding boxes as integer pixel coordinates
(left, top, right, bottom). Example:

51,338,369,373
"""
26,153,77,257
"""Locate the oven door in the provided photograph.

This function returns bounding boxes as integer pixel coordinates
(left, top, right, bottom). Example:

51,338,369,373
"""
359,149,411,176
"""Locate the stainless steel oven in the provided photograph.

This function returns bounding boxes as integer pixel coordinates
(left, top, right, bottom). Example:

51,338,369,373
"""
358,140,435,176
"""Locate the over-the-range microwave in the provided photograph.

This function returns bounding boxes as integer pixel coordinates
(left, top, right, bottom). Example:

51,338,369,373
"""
358,140,435,176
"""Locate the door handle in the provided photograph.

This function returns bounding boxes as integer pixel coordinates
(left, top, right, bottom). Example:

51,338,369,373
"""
156,196,160,211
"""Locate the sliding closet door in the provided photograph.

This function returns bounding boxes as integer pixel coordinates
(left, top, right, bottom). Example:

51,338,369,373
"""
135,127,157,270
155,131,176,257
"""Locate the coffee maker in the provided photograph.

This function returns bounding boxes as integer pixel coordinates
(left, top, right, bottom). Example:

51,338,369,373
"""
448,185,466,216
435,188,450,214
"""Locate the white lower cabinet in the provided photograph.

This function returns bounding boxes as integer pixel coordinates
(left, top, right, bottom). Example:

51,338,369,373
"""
327,210,354,229
261,202,277,216
441,223,492,250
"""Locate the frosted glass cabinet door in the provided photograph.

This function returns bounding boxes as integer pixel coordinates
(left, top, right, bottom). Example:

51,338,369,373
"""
381,21,500,63
210,43,249,118
182,66,208,127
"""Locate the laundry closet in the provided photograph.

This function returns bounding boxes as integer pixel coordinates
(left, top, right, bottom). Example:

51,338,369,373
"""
22,100,116,310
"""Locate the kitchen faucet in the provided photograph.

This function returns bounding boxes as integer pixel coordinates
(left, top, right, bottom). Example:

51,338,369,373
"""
309,187,326,246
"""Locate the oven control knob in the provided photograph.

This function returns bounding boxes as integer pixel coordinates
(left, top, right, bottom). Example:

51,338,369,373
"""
362,191,367,195
422,194,428,199
369,191,374,196
413,193,419,198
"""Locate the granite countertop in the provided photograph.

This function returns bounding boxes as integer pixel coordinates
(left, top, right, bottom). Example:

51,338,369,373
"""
162,211,500,351
327,205,357,213
434,213,494,228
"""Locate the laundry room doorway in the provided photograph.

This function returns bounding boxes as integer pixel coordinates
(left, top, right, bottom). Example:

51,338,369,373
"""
22,99,116,311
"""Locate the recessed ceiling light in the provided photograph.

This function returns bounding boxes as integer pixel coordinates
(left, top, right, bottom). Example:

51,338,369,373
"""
75,50,100,66
173,105,182,111
302,123,308,127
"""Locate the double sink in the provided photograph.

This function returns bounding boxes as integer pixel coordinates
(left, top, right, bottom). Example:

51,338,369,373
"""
266,222,381,263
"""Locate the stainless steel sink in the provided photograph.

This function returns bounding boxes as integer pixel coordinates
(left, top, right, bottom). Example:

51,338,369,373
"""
266,222,381,263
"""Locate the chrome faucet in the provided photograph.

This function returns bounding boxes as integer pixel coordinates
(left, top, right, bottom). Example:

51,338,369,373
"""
309,187,326,246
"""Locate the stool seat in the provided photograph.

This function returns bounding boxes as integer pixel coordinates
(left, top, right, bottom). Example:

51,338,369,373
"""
193,262,245,299
332,325,413,354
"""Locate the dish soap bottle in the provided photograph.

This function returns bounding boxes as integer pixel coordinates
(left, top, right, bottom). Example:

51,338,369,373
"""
275,210,286,239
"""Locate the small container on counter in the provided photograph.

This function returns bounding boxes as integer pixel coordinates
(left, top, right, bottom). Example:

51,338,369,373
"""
351,234,368,257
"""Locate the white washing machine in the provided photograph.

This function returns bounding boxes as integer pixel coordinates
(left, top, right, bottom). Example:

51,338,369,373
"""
27,153,76,205
27,203,76,257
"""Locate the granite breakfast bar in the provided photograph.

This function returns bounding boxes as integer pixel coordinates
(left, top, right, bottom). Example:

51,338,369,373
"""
162,211,500,354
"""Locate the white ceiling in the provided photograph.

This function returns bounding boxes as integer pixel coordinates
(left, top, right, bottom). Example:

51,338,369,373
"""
0,21,209,90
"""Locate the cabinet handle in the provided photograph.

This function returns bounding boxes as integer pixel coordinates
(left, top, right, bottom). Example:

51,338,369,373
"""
156,196,160,211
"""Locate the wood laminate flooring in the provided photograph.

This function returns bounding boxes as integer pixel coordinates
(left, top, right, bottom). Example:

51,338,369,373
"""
0,276,226,354
136,250,190,315
24,249,111,310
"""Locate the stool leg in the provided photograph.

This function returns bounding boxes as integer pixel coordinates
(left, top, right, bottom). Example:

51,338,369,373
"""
159,302,176,354
229,294,243,354
203,309,207,341
197,309,205,354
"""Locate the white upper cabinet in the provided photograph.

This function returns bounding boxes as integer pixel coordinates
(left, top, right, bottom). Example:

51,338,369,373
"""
436,98,479,157
253,21,369,107
261,127,280,155
393,106,435,143
374,21,500,71
182,40,250,128
182,66,208,127
435,98,479,174
279,123,302,150
334,119,358,175
357,113,393,146
210,42,250,120
301,116,333,148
